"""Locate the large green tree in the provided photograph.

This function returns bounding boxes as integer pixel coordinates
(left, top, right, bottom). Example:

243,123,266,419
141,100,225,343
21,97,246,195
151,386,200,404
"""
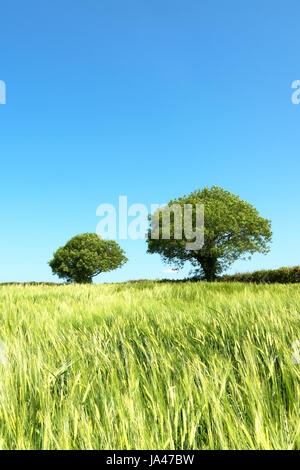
49,233,127,283
147,186,272,281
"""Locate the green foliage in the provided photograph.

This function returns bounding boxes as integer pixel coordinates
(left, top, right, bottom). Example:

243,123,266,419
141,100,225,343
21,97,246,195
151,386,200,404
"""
147,186,272,281
222,266,300,283
0,282,299,449
49,233,127,283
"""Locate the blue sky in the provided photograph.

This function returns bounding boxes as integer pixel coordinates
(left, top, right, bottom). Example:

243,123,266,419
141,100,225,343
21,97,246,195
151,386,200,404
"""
0,0,299,283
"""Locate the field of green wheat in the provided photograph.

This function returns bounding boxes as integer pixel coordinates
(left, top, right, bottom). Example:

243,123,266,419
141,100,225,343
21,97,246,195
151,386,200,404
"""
0,282,299,450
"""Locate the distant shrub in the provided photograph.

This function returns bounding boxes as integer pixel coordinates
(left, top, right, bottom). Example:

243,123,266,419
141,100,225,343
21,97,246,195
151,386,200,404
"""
0,282,64,286
221,266,300,283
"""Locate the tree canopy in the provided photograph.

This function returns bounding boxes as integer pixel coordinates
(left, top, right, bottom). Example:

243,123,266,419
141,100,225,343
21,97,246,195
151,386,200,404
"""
147,186,272,281
49,233,127,284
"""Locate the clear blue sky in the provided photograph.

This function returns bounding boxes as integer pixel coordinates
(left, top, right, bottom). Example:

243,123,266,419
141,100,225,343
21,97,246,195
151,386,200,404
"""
0,0,299,283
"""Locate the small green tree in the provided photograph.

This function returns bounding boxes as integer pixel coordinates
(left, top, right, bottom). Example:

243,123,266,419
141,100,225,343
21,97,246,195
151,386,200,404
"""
49,233,127,283
147,186,272,281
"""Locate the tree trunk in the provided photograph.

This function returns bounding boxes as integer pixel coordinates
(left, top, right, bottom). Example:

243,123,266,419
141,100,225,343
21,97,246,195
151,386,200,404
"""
201,257,218,282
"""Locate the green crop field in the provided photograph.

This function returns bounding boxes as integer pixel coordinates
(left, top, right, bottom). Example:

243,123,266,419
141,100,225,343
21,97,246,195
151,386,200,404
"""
0,282,299,450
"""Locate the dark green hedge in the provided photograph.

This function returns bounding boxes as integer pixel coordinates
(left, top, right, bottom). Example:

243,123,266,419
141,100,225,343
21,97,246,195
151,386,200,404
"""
0,282,64,286
221,266,300,284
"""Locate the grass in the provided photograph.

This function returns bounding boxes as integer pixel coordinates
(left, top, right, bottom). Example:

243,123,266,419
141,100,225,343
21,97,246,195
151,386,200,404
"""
0,281,299,450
